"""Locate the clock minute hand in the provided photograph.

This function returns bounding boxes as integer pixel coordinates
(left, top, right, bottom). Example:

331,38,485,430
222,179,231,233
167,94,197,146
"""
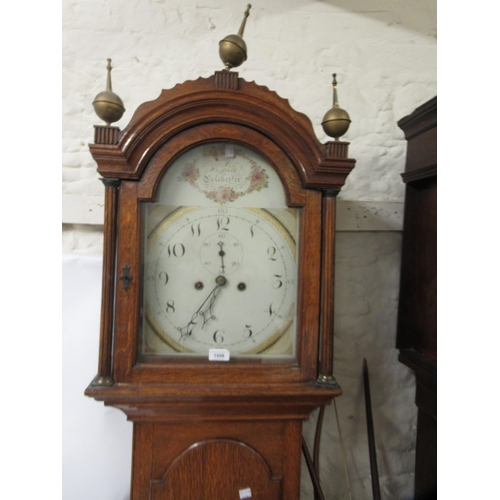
179,276,227,340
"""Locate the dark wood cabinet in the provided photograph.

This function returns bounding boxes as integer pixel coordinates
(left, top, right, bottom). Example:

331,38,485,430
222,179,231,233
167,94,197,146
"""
397,96,437,499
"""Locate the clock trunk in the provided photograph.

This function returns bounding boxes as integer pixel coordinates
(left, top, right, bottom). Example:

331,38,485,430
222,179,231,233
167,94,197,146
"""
86,71,355,499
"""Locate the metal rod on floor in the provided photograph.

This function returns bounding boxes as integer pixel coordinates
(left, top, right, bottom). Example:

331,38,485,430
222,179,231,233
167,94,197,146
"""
313,405,326,499
363,358,382,500
302,436,326,500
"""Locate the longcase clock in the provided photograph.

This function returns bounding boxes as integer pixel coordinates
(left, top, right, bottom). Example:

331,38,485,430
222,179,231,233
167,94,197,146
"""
85,32,355,499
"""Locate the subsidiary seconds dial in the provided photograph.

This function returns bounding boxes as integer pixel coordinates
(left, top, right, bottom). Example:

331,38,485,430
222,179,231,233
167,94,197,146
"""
143,206,298,356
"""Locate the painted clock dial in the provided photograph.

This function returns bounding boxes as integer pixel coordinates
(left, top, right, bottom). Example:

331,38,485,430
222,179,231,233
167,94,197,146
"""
141,143,300,360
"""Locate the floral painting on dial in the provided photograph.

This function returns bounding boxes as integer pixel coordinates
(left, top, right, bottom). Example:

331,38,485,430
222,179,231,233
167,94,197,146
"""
178,145,269,204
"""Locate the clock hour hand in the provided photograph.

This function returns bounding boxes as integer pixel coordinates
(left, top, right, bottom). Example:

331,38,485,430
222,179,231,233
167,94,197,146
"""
179,275,227,340
218,241,226,274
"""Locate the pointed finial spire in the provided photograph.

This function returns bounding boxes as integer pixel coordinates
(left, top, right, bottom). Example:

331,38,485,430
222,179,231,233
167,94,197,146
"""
332,73,339,107
321,73,351,140
105,58,113,92
237,4,252,37
92,58,125,126
219,5,252,70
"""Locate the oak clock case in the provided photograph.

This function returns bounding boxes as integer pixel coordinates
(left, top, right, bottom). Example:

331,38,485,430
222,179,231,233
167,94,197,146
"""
117,125,321,385
85,67,355,499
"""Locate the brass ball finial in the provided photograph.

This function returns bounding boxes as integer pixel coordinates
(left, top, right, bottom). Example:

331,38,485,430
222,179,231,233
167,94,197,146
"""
92,58,125,126
219,4,252,70
322,73,351,140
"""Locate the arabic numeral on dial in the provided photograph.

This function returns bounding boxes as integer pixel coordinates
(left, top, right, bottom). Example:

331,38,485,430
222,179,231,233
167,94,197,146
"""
213,329,224,344
267,303,275,317
167,243,185,257
166,300,175,313
273,274,283,289
243,325,253,339
216,216,230,231
159,271,169,285
191,222,202,237
267,246,277,261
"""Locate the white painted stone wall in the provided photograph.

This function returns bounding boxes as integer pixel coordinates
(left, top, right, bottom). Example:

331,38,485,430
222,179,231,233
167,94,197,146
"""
62,1,436,499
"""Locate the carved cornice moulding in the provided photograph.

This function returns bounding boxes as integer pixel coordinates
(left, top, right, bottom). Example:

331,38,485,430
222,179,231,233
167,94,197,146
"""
89,73,355,190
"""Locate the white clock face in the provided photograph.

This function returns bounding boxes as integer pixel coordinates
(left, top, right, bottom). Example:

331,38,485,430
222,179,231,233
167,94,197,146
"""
143,205,297,357
141,143,300,360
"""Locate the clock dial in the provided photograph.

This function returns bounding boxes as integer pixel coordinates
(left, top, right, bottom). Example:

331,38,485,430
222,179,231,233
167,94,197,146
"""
140,142,300,361
142,205,298,358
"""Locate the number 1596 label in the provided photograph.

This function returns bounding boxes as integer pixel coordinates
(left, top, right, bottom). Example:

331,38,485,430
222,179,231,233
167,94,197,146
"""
208,349,230,361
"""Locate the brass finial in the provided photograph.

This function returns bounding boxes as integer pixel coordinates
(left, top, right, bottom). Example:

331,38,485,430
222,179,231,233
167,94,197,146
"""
332,73,339,106
92,58,125,126
105,58,113,91
322,73,351,140
219,4,252,70
237,4,252,37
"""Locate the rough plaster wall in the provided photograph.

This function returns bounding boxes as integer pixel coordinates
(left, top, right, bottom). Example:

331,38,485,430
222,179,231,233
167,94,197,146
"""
302,232,415,500
62,1,436,498
62,0,436,212
62,224,104,254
